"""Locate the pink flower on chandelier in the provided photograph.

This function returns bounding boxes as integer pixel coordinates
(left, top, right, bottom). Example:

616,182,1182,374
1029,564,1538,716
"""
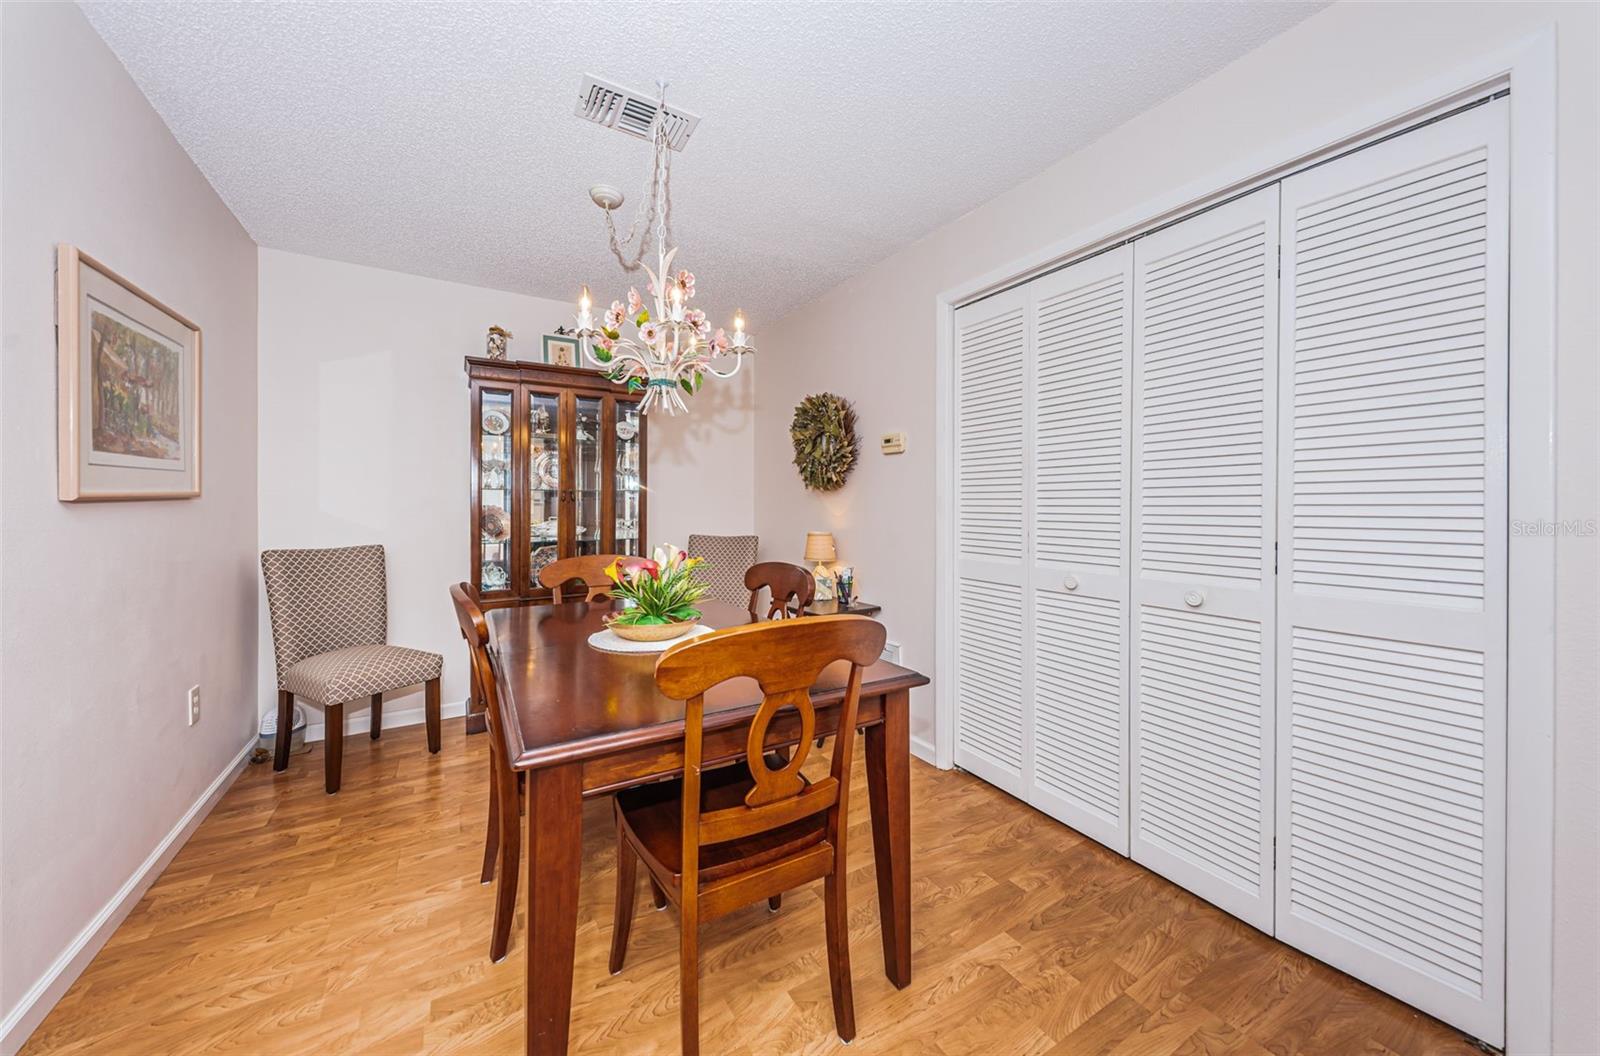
675,269,696,300
685,308,709,336
638,321,662,347
710,328,730,356
603,300,625,330
627,288,643,316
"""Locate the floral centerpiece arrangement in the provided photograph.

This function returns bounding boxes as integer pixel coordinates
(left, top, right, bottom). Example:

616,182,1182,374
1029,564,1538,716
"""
603,544,710,642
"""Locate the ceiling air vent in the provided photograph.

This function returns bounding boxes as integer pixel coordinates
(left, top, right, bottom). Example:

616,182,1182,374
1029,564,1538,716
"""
575,75,701,151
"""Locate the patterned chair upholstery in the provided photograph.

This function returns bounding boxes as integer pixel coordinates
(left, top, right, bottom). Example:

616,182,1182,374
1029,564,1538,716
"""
686,534,759,607
261,545,443,793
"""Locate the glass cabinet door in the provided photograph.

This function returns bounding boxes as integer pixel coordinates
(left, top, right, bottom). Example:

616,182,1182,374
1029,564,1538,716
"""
614,401,643,556
477,388,515,594
527,390,562,590
573,395,603,557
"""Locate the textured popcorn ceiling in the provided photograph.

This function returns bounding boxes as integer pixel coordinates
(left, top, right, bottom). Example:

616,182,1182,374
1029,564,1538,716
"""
82,1,1322,325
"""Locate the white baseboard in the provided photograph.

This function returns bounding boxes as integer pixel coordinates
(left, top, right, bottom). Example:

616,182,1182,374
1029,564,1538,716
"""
910,734,937,766
300,698,468,743
0,736,254,1056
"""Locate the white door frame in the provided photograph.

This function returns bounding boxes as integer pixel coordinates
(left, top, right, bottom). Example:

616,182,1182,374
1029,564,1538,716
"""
932,28,1556,1054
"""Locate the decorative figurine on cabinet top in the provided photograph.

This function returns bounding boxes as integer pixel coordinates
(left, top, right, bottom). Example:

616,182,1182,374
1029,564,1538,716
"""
486,325,511,360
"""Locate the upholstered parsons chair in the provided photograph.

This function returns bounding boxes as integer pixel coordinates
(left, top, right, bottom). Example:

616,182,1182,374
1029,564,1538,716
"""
261,544,443,794
686,534,759,607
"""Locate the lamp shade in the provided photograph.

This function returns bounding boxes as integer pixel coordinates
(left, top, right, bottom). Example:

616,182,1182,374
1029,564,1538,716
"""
803,531,837,563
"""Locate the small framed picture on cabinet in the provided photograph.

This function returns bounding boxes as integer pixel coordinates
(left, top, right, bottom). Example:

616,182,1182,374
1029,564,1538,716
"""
542,334,579,367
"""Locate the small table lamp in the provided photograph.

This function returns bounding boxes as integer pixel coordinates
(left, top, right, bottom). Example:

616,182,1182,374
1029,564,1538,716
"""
804,531,838,601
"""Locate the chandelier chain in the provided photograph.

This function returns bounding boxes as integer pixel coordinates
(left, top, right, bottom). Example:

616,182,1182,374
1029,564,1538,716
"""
602,95,675,273
576,81,750,415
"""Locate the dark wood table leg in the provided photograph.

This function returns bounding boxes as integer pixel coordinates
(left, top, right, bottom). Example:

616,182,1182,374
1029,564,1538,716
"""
369,692,383,739
865,688,911,988
525,763,582,1056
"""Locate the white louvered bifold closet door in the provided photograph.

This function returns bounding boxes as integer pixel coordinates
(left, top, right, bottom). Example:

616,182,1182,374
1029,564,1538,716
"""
1130,188,1279,931
1028,247,1133,852
1274,100,1507,1046
953,286,1031,798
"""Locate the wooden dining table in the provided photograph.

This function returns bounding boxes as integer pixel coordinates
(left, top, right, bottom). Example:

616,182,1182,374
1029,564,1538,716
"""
488,597,930,1055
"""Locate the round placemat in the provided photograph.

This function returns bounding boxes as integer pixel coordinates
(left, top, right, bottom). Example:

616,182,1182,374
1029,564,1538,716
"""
587,625,716,654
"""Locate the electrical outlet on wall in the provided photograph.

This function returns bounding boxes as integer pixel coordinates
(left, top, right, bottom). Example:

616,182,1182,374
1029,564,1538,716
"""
187,685,201,726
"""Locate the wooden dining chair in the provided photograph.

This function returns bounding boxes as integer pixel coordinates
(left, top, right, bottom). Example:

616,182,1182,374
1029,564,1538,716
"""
537,553,622,602
609,614,888,1054
449,582,522,962
744,561,815,620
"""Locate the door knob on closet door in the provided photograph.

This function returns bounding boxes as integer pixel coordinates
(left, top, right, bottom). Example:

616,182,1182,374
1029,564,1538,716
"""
1063,575,1079,591
1184,590,1205,608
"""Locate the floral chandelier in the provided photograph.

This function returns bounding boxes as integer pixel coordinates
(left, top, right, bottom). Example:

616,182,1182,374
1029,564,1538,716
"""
574,84,753,415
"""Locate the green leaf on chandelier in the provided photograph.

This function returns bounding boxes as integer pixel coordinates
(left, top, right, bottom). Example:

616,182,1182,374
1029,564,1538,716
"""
593,347,613,363
694,371,704,392
627,377,644,392
635,310,650,326
679,377,694,395
602,327,620,341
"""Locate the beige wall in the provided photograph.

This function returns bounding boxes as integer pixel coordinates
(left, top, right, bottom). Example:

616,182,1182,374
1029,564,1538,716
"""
256,248,754,733
754,2,1597,1051
0,3,260,1049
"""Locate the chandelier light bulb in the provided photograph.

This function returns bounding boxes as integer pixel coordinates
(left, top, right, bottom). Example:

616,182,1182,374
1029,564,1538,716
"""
576,285,593,331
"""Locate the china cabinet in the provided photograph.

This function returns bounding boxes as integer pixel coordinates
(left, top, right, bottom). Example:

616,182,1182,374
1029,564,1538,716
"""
465,357,647,613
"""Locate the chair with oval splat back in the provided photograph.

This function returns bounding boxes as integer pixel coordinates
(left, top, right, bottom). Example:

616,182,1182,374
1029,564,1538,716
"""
608,614,887,1054
537,553,622,603
744,561,815,620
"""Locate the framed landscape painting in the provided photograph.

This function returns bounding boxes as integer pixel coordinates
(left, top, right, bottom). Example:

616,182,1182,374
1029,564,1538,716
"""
56,245,202,501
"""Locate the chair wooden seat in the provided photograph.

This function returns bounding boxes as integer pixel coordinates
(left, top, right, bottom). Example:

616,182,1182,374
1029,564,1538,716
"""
617,766,824,886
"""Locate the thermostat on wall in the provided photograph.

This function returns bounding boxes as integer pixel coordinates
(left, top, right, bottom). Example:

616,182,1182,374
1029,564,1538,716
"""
880,432,907,455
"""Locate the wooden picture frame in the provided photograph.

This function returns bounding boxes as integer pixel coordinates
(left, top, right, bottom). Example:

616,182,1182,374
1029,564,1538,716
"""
56,245,202,501
541,333,579,368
